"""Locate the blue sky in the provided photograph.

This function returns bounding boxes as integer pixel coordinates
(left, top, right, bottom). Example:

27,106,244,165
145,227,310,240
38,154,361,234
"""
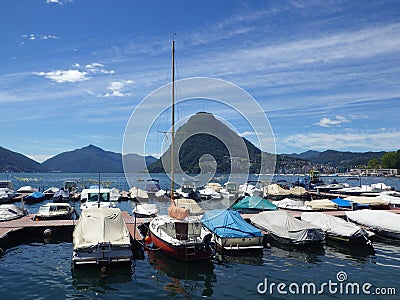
1,0,400,162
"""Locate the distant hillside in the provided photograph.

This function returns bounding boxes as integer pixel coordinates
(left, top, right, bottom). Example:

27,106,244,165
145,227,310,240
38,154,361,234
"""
0,146,48,172
311,150,386,168
42,145,155,173
286,150,321,160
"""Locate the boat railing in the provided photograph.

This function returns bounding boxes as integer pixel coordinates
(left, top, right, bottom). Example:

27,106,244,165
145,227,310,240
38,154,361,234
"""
97,241,112,264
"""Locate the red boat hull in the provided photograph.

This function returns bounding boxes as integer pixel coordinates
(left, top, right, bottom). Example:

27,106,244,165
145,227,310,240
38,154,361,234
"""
150,230,212,261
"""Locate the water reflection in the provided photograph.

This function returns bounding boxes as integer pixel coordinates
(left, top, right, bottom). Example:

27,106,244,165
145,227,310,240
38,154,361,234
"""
147,250,215,297
71,263,133,295
214,251,264,266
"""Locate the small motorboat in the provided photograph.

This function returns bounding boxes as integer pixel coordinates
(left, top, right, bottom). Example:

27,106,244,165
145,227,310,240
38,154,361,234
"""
231,195,277,213
133,203,158,218
72,208,132,266
345,210,400,239
129,187,149,201
0,204,28,222
43,187,59,199
263,183,291,200
34,203,75,220
250,210,325,246
201,209,264,252
24,191,45,203
272,198,312,211
17,185,38,194
301,212,372,246
199,186,222,200
53,189,70,202
80,187,116,210
220,182,239,201
304,199,338,211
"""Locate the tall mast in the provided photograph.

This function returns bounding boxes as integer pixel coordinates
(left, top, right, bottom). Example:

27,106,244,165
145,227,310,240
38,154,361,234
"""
170,39,175,200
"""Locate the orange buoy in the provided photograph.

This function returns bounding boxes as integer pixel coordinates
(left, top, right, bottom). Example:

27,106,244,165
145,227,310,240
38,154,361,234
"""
144,236,152,244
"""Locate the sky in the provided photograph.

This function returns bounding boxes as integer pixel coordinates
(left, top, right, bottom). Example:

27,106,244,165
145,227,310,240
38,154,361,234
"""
1,0,400,162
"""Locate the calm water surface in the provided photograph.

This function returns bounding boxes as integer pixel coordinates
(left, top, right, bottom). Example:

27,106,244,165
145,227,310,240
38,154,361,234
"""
1,173,399,299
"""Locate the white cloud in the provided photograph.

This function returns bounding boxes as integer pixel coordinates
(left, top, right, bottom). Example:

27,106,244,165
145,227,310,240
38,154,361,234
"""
85,63,114,74
281,129,400,152
102,80,134,97
21,34,59,42
46,0,72,5
315,116,350,127
36,69,89,83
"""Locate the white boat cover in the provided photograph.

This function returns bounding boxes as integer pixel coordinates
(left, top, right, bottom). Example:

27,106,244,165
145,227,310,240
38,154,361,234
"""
345,196,388,206
206,182,223,192
129,187,149,199
301,212,365,238
134,203,158,216
73,208,130,249
304,199,338,210
0,204,26,221
174,199,204,215
345,210,400,236
250,210,324,244
273,198,312,211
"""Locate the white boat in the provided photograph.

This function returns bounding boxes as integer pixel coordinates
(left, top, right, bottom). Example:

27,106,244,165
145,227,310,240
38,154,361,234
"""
263,183,291,200
17,185,38,193
80,187,116,210
0,204,27,221
110,188,121,202
129,187,149,200
272,198,312,211
344,196,389,207
34,203,75,220
379,191,400,208
0,180,16,203
220,182,239,201
199,186,222,200
335,182,393,195
43,187,59,199
250,210,325,246
301,212,372,246
176,182,201,201
345,210,400,239
133,203,158,218
72,208,132,266
239,181,263,197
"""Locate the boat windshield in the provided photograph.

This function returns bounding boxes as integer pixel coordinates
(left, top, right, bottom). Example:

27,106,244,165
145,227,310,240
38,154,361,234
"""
87,192,110,202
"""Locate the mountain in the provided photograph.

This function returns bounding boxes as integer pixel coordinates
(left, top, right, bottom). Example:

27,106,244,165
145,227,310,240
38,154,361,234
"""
147,112,270,174
310,150,386,168
42,145,155,173
0,146,48,172
286,150,321,160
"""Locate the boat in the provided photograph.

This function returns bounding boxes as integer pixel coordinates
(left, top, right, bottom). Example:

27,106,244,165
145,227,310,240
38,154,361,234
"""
334,182,393,196
64,180,79,198
80,187,116,209
288,186,308,198
72,208,132,266
24,191,45,203
231,195,277,213
17,185,38,194
0,180,16,203
263,183,291,200
379,191,400,208
34,203,75,220
148,39,212,261
198,186,222,200
129,186,149,201
272,198,312,211
53,189,70,202
250,210,325,246
176,182,201,201
43,187,59,199
0,204,27,221
239,180,264,197
304,199,338,210
220,182,239,201
330,197,369,210
345,210,400,239
110,188,121,202
344,196,389,209
301,212,372,246
145,179,161,196
133,203,158,218
174,198,204,215
201,209,264,252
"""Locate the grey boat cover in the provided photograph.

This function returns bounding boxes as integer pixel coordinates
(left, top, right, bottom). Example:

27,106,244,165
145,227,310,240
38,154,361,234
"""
73,208,130,249
345,210,400,235
0,204,26,221
250,210,324,243
302,212,367,238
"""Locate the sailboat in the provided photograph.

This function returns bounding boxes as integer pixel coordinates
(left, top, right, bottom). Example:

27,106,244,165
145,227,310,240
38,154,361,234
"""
148,40,213,260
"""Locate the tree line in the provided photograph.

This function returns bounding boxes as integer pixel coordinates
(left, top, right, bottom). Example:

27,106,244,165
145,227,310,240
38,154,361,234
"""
368,150,400,169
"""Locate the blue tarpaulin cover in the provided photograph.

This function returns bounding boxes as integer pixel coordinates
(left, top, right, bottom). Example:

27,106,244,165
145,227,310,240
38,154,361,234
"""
201,209,262,238
331,197,369,209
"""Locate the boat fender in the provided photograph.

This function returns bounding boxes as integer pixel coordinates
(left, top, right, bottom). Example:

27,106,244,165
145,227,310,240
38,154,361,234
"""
144,236,152,244
44,228,52,238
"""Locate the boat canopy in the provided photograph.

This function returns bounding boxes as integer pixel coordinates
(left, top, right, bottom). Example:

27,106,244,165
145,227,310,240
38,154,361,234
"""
232,196,277,211
0,204,26,221
174,199,204,215
264,184,291,197
73,208,130,249
201,209,262,238
345,196,388,206
250,210,324,243
304,199,338,210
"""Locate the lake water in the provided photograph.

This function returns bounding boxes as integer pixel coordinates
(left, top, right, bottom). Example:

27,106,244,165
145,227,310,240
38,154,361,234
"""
1,173,399,299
